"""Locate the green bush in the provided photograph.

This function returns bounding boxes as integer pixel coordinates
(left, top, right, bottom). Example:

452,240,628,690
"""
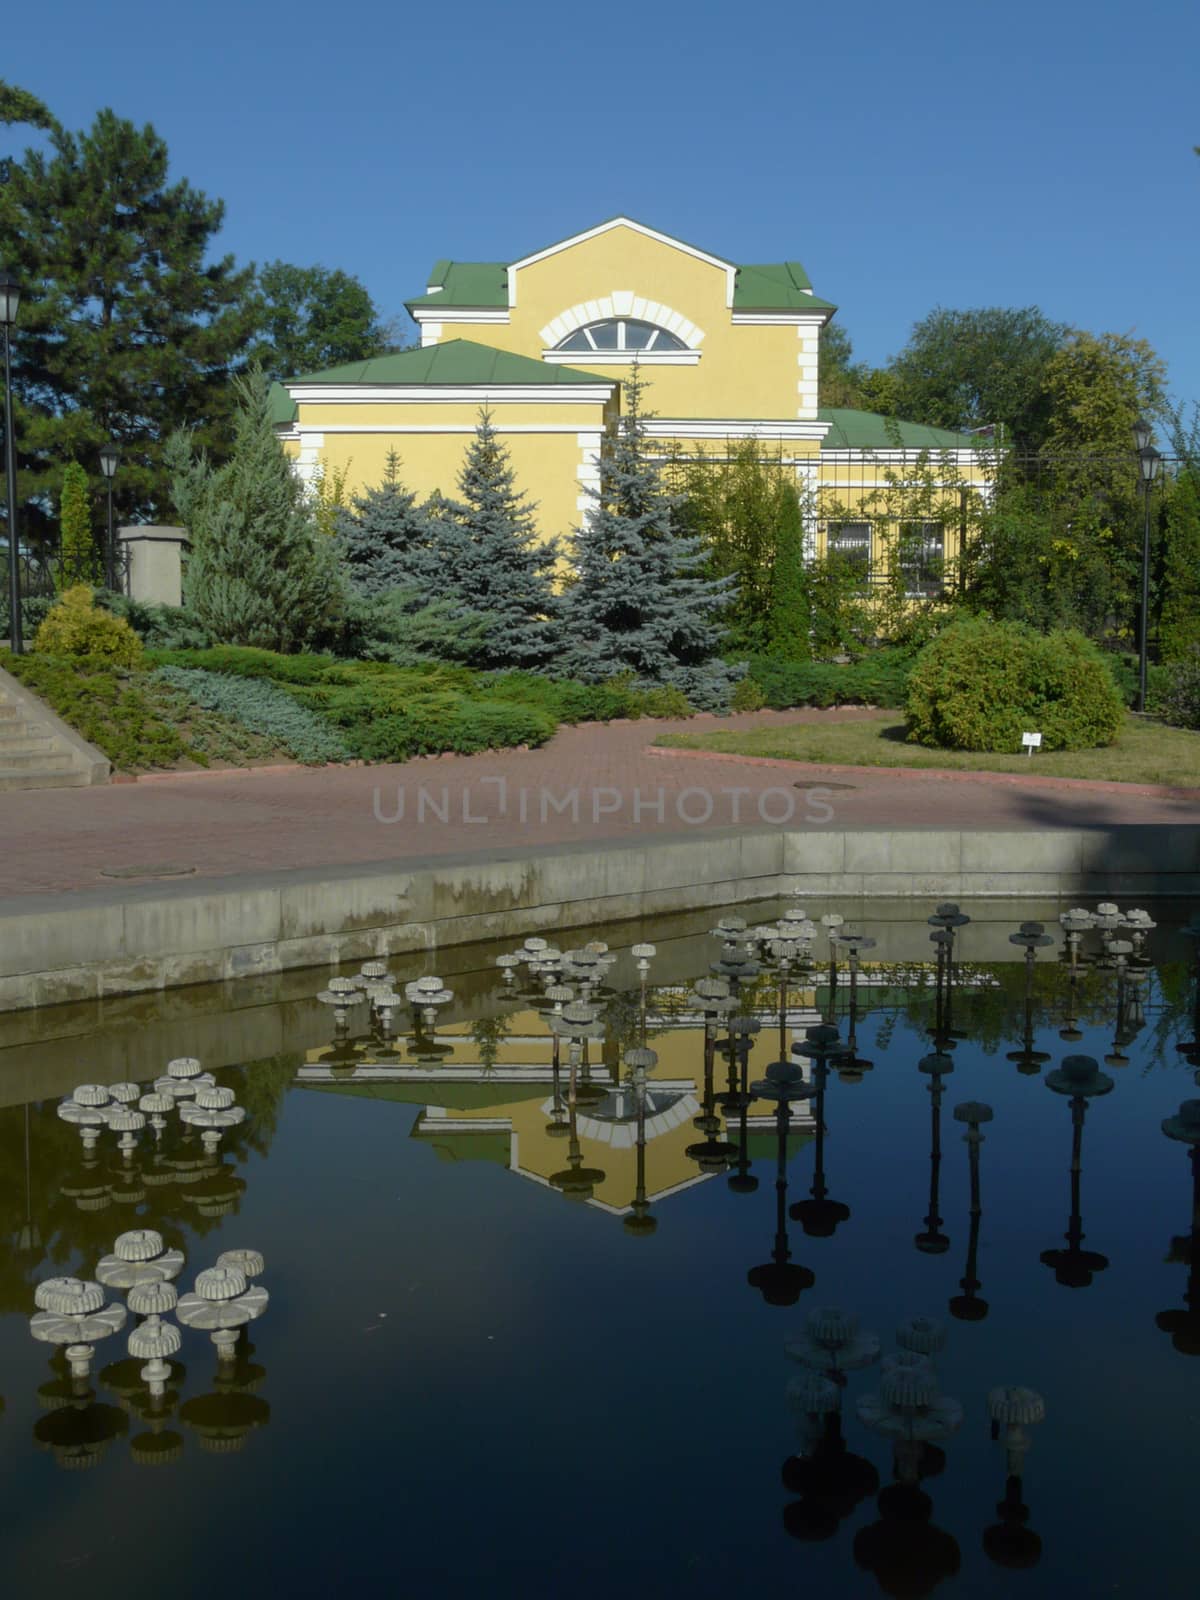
730,676,767,712
33,585,143,668
747,649,914,710
1106,652,1170,712
101,595,214,650
1160,647,1200,731
351,699,556,762
4,654,193,769
905,620,1125,752
153,666,351,764
148,645,342,684
626,683,694,719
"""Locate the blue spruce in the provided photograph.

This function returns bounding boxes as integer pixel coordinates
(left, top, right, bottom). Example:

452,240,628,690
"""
333,450,438,597
435,409,562,669
560,368,738,708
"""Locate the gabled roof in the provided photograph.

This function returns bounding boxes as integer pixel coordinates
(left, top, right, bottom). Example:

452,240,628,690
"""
819,408,982,451
283,339,614,389
403,218,834,316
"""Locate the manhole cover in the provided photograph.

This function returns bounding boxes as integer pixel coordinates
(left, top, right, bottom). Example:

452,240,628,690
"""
99,862,197,879
792,780,857,791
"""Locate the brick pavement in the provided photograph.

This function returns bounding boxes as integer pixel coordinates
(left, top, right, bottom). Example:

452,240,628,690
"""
0,708,1195,899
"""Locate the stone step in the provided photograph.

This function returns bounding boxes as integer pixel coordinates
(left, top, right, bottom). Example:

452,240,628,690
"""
0,766,91,792
0,746,76,772
0,733,58,758
0,720,50,743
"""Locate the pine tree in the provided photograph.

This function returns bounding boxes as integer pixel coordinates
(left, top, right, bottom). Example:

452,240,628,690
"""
560,369,737,706
0,107,256,545
333,451,438,597
167,371,341,650
435,409,561,668
56,461,100,589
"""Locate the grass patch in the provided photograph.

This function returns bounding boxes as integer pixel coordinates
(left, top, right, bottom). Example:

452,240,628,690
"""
655,712,1200,787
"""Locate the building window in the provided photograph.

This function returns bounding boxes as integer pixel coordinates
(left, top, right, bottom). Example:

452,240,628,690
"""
900,521,945,597
827,521,872,573
555,319,689,354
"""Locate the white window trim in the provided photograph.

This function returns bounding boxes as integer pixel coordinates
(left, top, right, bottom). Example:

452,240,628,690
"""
542,348,700,366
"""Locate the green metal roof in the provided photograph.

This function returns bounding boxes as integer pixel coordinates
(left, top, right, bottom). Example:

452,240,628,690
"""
268,380,297,426
403,220,835,315
732,262,836,313
819,408,981,451
284,339,613,389
406,261,509,310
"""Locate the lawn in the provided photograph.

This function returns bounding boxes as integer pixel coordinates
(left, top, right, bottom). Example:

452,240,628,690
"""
655,712,1200,788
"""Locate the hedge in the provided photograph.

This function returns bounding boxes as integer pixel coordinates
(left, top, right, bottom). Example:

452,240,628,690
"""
746,649,914,710
153,666,352,764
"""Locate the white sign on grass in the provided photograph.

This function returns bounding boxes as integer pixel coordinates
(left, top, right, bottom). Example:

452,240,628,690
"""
1021,731,1042,754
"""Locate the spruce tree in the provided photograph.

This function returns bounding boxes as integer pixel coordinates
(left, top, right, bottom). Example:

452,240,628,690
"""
167,372,341,651
560,369,737,707
334,451,438,597
436,409,561,668
56,461,100,589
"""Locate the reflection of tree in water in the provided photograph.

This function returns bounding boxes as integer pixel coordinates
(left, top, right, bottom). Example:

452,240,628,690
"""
0,1052,297,1312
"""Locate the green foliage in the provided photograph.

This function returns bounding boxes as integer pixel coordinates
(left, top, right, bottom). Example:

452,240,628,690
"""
152,666,351,764
677,439,809,658
562,370,738,709
730,676,767,712
333,451,442,597
56,462,99,588
248,261,394,383
884,306,1068,450
32,584,143,666
340,586,495,667
311,456,352,540
905,619,1125,751
168,370,343,650
438,409,562,669
3,654,191,769
101,595,213,649
0,79,57,131
350,699,556,762
0,106,256,543
1160,647,1200,731
748,649,914,709
148,644,343,683
1158,471,1200,660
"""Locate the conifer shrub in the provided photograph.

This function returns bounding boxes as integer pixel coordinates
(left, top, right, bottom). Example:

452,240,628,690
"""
747,649,914,709
904,619,1124,751
33,585,144,667
152,667,351,764
57,462,100,588
730,677,768,712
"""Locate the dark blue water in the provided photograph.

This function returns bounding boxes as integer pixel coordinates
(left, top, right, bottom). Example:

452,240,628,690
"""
1,904,1197,1599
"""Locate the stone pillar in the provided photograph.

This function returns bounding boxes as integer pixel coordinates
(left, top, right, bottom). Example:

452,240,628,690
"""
117,526,189,608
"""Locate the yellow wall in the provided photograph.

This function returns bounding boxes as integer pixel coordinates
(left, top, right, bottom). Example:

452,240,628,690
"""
425,223,818,422
285,393,615,543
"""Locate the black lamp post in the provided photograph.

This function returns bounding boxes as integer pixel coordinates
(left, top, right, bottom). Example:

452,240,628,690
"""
98,442,119,593
1,270,22,653
1133,417,1162,713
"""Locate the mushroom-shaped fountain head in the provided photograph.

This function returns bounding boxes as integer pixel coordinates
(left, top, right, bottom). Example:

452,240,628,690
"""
194,1085,236,1111
751,1060,815,1105
953,1101,994,1129
786,1372,841,1422
807,1304,859,1346
918,1052,956,1077
217,1248,265,1280
1045,1054,1115,1099
128,1318,182,1365
106,1082,140,1105
139,1092,174,1117
195,1266,247,1301
897,1316,947,1360
793,1024,852,1064
128,1280,178,1317
880,1353,939,1410
1162,1100,1200,1146
988,1386,1045,1429
167,1057,204,1081
72,1084,112,1108
35,1278,105,1315
624,1046,659,1074
114,1229,165,1262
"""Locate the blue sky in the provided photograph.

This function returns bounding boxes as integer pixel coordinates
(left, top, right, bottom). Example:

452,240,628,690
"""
7,0,1200,412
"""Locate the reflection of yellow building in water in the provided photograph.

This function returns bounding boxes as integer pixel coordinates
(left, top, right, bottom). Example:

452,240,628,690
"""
271,217,990,588
298,997,817,1220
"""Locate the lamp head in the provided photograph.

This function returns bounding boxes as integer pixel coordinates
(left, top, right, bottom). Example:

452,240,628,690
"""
99,443,119,480
0,270,19,329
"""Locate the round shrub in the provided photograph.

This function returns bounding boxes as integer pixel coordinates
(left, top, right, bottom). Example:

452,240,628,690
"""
905,619,1124,752
33,585,144,668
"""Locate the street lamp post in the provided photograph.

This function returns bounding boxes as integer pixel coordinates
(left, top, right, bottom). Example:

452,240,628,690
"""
1,271,22,653
1133,417,1162,714
98,443,119,593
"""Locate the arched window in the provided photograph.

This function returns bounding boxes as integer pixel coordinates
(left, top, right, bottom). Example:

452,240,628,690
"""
555,319,689,354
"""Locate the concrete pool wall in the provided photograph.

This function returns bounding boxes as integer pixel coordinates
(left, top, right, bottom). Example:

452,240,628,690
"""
1,824,1197,1013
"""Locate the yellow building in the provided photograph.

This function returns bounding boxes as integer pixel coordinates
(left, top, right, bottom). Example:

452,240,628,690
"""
272,216,990,589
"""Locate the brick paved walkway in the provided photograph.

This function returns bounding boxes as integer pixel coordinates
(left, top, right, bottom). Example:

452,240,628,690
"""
0,709,1195,898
